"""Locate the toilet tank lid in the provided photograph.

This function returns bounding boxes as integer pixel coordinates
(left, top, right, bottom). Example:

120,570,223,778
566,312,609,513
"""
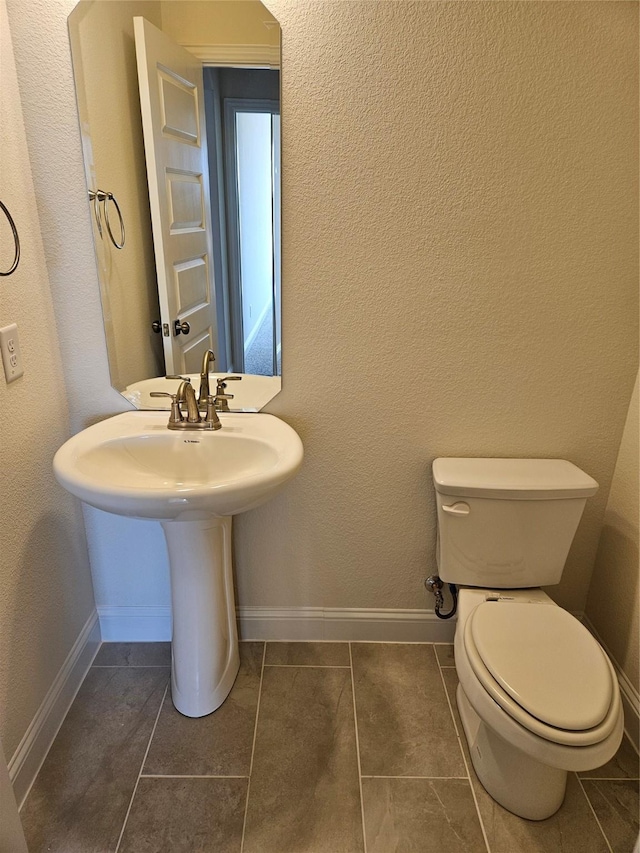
432,458,598,500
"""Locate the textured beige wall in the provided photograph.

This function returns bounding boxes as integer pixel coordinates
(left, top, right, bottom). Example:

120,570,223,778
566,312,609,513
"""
0,0,96,759
235,0,639,614
6,0,639,625
586,375,639,692
69,0,164,390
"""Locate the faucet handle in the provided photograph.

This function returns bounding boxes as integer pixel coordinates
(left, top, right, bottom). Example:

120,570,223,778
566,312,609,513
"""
150,391,183,424
214,377,239,412
165,374,190,381
204,395,222,430
215,376,241,394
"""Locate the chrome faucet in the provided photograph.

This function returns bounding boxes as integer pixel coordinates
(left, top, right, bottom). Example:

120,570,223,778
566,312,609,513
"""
198,350,216,409
150,379,222,430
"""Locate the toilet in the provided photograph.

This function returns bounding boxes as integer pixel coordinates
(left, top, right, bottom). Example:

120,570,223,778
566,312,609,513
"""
433,458,624,820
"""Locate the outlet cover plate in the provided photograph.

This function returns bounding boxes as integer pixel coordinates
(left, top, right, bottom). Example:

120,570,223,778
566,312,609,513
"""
0,323,24,383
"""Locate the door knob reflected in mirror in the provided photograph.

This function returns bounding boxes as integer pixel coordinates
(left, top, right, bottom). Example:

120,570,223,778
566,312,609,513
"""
152,321,171,337
174,320,191,336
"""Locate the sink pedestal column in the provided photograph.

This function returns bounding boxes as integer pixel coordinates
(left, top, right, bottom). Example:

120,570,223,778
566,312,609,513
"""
161,517,240,717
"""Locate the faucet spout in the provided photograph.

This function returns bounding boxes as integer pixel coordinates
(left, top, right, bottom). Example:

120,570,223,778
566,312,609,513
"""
177,380,201,423
198,350,216,407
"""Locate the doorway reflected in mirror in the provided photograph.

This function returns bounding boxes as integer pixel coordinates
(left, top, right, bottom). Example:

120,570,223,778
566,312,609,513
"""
206,67,281,377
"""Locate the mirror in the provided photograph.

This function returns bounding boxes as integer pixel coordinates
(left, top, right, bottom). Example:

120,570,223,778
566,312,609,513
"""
68,0,281,411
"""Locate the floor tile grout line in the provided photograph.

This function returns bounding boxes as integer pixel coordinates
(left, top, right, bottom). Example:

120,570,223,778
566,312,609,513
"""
434,647,492,853
114,680,169,853
240,641,266,853
91,665,171,669
349,642,368,853
140,774,250,779
263,664,351,668
575,774,614,853
361,775,470,780
578,776,640,781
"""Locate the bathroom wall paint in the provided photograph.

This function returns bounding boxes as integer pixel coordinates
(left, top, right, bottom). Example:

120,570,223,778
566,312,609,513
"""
586,374,639,698
240,0,638,616
0,0,96,762
6,1,638,633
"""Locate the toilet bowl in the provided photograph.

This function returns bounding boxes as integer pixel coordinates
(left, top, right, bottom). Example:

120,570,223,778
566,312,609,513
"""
453,588,623,819
432,458,624,820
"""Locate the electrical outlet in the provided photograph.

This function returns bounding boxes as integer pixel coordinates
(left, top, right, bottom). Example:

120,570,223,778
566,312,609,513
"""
0,323,24,383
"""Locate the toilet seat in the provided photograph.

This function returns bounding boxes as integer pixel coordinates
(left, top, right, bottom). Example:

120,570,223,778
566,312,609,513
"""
463,601,620,747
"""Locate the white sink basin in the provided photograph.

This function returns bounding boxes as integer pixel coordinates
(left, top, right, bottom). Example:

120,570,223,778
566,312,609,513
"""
54,411,303,520
54,410,303,718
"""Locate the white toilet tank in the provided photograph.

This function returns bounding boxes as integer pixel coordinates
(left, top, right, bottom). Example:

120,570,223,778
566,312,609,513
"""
433,458,598,588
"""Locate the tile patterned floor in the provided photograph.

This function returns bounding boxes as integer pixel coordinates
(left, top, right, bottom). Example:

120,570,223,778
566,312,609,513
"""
20,642,639,852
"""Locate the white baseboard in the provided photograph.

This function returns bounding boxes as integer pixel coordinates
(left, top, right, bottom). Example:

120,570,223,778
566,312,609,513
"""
98,605,172,641
9,611,101,809
238,607,456,642
618,673,640,753
97,605,456,644
583,616,640,752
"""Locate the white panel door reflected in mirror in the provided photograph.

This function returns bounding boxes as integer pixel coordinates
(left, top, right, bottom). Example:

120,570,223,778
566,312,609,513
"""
68,1,281,410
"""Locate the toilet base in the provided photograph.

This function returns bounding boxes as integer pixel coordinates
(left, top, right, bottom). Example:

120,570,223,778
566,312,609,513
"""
457,683,567,820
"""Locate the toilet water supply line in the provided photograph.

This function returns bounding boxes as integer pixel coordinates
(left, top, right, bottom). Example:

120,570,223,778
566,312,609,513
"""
425,575,458,619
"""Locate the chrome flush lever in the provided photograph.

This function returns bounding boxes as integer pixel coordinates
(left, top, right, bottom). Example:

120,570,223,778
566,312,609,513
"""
441,502,470,516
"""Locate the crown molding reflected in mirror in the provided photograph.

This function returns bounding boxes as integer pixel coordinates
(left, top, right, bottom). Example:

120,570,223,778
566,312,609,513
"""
68,0,281,411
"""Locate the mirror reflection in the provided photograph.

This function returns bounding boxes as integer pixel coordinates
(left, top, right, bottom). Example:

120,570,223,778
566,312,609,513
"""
68,0,281,409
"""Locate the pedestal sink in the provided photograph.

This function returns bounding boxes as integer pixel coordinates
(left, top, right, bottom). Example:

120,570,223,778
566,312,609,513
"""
54,411,303,717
